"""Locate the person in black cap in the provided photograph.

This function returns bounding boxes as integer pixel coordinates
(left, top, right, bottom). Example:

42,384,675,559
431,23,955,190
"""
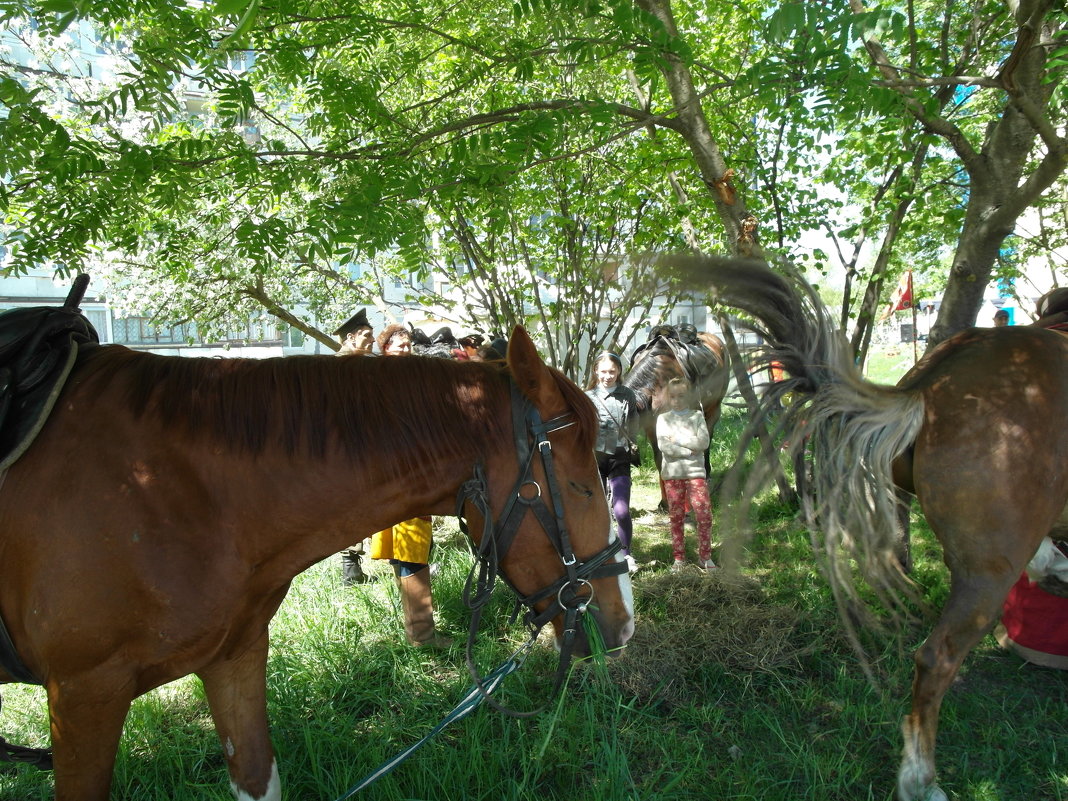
335,308,375,585
334,308,375,356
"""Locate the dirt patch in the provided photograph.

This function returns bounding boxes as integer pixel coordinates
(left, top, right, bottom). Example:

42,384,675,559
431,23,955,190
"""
608,570,820,708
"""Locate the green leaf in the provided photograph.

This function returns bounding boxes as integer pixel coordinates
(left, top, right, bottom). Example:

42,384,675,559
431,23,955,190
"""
214,0,251,16
218,0,261,49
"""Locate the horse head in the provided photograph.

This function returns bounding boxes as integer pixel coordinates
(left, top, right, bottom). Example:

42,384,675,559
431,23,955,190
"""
462,326,634,657
625,332,728,417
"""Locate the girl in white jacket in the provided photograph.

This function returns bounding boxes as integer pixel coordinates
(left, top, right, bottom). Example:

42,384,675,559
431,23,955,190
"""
656,378,717,572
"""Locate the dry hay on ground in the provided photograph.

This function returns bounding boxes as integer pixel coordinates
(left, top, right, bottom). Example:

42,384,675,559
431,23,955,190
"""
608,569,822,708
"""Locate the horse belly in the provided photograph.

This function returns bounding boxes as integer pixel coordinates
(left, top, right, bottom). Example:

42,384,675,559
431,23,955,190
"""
0,470,251,690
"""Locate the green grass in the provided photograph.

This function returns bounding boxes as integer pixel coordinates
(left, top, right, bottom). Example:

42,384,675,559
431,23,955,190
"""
2,408,1066,800
863,342,921,386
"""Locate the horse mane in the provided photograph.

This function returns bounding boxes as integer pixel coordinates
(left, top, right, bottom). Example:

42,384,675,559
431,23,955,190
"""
72,346,597,475
623,340,679,404
73,347,514,475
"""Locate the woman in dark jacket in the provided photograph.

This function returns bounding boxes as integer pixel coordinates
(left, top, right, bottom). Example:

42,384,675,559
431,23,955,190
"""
585,352,642,573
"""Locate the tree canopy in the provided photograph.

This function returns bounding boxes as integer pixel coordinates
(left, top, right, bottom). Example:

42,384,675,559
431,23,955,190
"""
0,0,1065,371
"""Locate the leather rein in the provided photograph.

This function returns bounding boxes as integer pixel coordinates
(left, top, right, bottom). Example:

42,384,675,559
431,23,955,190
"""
455,382,626,717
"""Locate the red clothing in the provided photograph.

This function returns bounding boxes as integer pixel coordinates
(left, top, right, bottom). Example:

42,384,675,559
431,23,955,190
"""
996,575,1068,670
664,478,713,563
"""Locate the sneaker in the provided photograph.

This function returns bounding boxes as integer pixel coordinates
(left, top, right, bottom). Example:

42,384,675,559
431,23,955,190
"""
701,559,718,573
671,559,686,573
625,554,639,574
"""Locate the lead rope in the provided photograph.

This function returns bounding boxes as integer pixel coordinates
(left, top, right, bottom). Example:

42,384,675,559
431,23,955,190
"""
0,736,52,771
330,461,571,799
332,638,537,800
331,387,621,797
0,695,51,771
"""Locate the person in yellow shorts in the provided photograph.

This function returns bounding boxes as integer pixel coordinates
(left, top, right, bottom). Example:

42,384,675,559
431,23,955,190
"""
369,324,453,648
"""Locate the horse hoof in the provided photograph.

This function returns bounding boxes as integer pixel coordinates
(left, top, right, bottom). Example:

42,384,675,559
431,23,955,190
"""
898,766,948,801
912,785,948,801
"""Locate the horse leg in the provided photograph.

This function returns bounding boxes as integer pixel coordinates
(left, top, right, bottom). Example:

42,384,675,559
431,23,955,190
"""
47,673,135,801
897,571,1018,801
894,487,913,574
198,631,280,801
644,427,668,511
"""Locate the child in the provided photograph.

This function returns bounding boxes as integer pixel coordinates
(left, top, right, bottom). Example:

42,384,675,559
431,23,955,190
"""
656,377,716,573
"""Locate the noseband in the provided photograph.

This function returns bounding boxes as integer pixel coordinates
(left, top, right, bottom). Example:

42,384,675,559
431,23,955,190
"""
455,382,626,716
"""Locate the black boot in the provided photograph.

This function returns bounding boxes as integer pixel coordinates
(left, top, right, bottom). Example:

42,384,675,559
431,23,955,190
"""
341,551,368,585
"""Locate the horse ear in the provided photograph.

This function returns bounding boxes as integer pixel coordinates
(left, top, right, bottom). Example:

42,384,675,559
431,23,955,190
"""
507,325,563,410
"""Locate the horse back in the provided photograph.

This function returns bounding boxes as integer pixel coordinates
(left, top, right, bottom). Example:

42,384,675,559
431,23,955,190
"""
0,346,402,688
901,326,1068,411
901,327,1068,558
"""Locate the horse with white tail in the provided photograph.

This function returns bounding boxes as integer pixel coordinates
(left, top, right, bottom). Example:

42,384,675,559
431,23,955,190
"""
664,254,1067,801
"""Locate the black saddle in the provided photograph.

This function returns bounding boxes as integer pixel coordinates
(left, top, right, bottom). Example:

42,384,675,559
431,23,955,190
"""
428,326,456,346
0,274,99,471
408,326,433,347
647,323,678,341
413,325,460,358
0,278,97,709
631,334,719,386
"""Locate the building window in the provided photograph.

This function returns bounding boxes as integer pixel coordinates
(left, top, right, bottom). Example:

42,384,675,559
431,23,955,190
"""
112,316,195,345
85,309,109,343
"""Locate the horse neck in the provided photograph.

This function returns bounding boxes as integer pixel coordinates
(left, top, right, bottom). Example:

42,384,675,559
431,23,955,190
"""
66,348,503,574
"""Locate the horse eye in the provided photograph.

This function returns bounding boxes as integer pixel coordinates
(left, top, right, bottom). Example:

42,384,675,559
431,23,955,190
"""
569,481,593,498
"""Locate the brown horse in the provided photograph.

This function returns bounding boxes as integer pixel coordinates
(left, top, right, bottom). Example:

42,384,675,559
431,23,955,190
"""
0,325,634,801
664,255,1065,801
623,329,730,501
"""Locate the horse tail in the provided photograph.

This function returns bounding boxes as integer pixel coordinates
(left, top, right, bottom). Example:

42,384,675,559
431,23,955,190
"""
665,255,925,674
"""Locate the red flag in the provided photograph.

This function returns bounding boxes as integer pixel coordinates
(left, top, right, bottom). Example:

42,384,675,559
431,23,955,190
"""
880,271,913,319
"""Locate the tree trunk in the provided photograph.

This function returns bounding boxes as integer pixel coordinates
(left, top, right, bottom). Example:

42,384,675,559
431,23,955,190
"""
905,1,1067,346
719,319,796,505
927,203,1016,345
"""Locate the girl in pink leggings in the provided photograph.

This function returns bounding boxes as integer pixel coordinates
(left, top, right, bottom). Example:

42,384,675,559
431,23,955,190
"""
656,378,716,572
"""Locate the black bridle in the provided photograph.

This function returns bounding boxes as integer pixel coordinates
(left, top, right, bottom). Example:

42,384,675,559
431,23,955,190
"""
455,382,627,717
